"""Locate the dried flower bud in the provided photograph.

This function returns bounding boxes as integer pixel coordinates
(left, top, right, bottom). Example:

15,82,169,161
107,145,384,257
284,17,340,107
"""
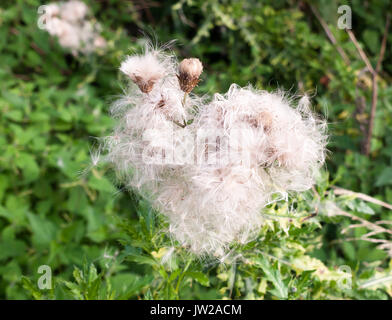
133,76,156,93
178,58,203,93
120,52,167,94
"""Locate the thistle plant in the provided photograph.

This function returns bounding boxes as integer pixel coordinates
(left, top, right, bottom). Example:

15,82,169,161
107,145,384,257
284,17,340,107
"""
38,0,106,56
98,40,328,257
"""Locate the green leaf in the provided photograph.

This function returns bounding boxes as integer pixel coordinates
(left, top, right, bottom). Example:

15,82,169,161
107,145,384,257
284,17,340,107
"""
15,153,40,183
356,201,375,215
88,175,116,193
122,247,157,266
21,276,43,300
110,273,153,299
363,30,379,54
27,213,57,247
342,242,356,261
0,175,9,202
0,239,26,261
254,256,288,299
375,167,392,186
186,271,210,287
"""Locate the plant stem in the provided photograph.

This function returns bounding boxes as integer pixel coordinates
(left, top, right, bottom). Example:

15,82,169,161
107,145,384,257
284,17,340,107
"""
182,92,188,107
172,120,186,128
175,259,192,296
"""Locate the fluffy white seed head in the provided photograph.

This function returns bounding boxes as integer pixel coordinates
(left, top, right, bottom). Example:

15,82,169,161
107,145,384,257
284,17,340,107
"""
99,44,328,257
60,0,88,22
39,1,106,55
44,3,60,17
120,50,171,93
162,84,327,255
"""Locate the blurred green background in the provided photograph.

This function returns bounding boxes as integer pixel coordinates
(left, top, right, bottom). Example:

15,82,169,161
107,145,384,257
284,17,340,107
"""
1,0,392,299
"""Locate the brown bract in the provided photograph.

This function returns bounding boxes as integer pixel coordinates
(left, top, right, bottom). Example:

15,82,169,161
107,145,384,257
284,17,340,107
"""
177,73,200,93
133,76,156,93
178,58,203,93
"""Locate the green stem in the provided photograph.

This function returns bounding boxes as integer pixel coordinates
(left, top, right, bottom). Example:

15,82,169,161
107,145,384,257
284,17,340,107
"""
175,259,192,296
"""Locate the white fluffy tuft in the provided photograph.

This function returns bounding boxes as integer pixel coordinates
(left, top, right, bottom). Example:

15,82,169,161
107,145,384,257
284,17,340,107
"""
99,43,328,256
39,1,106,56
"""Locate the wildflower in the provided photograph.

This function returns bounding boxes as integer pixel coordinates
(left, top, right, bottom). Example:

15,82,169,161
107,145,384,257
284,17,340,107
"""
120,52,167,93
60,0,88,22
38,1,106,56
178,58,203,93
99,41,328,256
43,3,60,17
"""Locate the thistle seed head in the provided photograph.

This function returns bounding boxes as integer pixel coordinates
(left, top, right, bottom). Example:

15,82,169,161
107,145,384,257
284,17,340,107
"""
38,1,106,56
178,58,203,93
120,48,173,94
99,42,328,257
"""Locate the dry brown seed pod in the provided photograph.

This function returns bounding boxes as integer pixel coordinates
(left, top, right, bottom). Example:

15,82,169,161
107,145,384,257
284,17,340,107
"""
178,58,203,93
133,76,156,93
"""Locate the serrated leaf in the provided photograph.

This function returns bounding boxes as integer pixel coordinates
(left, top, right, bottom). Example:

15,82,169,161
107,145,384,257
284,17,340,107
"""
21,276,43,300
27,213,57,247
186,271,210,287
254,256,288,299
88,175,116,193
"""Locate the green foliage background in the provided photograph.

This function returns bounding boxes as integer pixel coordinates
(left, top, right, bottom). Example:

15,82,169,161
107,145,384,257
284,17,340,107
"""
1,0,392,299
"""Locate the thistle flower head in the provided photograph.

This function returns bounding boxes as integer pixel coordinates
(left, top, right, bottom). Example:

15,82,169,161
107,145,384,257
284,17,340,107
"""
39,1,106,56
119,42,177,94
44,3,60,17
120,52,167,93
60,0,89,22
178,58,203,93
99,41,328,257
